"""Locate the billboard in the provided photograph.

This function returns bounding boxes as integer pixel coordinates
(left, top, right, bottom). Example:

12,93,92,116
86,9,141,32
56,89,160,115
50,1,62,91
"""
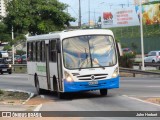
102,6,140,28
142,3,160,25
102,3,160,28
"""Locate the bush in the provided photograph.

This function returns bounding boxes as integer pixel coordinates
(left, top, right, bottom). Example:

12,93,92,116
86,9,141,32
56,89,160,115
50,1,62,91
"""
16,50,26,55
119,53,136,68
0,89,4,95
3,45,12,51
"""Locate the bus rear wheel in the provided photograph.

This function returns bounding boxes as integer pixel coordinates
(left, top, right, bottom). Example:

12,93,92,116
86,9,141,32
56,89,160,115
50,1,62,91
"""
35,76,44,95
100,89,108,96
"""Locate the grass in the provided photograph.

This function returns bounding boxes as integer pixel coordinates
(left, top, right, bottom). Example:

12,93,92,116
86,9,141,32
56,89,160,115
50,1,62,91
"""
0,91,29,102
12,66,27,73
147,70,160,73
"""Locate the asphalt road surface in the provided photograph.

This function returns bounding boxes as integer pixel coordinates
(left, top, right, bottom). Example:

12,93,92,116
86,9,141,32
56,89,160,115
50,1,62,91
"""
0,73,160,120
0,73,36,93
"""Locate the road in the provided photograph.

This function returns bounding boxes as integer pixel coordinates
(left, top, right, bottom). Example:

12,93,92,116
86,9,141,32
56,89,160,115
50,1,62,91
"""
0,74,160,119
0,73,36,93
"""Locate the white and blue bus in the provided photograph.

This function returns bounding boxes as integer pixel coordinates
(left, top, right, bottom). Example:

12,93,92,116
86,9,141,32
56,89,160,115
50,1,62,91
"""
27,29,119,99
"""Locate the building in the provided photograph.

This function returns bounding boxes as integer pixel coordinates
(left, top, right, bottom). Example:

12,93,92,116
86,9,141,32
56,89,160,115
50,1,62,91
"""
0,0,6,17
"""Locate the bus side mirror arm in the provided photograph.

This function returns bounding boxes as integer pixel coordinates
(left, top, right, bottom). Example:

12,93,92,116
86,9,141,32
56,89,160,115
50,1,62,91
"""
116,42,123,57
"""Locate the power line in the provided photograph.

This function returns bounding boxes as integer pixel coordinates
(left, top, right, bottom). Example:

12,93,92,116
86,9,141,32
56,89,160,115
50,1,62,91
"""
69,6,78,17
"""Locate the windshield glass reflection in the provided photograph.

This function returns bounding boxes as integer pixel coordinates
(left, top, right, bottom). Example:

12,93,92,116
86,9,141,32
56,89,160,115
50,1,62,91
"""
63,35,116,69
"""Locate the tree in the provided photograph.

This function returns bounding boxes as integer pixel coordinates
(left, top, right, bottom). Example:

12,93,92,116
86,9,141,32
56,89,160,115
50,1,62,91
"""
4,0,75,35
0,22,11,43
98,16,101,22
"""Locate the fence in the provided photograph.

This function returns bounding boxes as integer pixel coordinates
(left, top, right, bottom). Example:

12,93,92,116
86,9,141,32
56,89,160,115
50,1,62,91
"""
11,64,160,77
133,62,160,70
12,64,27,73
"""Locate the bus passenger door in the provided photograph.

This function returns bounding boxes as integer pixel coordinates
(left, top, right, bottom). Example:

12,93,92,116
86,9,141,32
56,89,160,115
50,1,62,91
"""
45,40,51,90
56,40,63,92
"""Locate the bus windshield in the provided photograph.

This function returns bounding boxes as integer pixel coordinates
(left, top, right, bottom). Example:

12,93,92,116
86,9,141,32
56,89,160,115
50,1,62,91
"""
62,35,117,69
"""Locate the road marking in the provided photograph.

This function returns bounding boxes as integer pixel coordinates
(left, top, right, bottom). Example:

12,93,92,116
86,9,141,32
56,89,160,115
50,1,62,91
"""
147,86,160,88
34,104,42,111
0,75,28,79
123,95,160,107
22,93,34,105
40,95,45,99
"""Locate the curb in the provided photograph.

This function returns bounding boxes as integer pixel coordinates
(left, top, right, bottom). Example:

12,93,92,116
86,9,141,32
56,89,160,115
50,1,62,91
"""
123,95,160,107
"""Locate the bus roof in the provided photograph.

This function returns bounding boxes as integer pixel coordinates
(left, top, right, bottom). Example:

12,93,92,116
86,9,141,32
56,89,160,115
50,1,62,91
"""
27,29,114,42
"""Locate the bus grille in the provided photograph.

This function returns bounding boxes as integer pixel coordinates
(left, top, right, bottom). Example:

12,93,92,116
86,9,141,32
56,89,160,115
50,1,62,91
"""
75,74,108,81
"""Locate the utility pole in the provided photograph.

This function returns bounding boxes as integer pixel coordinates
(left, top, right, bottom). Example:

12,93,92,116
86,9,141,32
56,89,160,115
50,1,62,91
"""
119,4,125,8
109,4,112,9
94,9,96,27
78,0,81,28
12,26,15,65
140,0,145,70
88,0,90,27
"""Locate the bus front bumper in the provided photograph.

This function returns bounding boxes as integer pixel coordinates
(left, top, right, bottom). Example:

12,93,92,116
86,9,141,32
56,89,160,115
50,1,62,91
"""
64,76,119,92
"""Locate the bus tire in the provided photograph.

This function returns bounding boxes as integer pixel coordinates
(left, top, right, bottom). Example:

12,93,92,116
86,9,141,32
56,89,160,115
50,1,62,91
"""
35,75,43,95
9,71,12,74
100,89,108,96
58,92,65,99
53,76,58,92
58,92,72,99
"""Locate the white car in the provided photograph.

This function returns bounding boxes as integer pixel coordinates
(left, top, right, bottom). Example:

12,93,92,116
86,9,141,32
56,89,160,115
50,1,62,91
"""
144,51,160,63
0,51,9,58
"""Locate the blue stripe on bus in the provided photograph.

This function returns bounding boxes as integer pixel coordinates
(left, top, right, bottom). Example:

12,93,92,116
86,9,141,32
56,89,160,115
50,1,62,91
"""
64,76,119,92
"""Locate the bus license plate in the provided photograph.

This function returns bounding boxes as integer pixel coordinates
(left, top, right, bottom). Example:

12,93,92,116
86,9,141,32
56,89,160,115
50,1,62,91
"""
89,81,98,85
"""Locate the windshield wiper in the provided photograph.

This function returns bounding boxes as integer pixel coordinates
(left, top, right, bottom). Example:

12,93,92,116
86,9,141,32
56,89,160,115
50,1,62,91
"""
92,58,105,70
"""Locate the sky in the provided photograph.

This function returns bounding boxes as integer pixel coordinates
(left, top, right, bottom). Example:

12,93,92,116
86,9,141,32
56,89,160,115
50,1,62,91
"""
58,0,158,25
58,0,135,25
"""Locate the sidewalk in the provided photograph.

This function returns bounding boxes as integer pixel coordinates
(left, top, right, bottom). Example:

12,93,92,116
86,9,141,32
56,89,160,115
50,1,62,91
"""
0,104,36,111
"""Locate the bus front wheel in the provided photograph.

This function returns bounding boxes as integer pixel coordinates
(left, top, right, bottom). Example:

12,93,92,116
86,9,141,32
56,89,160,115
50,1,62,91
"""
58,92,72,99
100,89,108,96
58,92,66,99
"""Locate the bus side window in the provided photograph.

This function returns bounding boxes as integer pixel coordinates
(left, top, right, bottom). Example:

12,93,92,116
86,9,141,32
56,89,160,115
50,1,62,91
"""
37,42,41,62
27,42,33,61
50,40,57,62
31,42,33,61
33,42,36,61
41,41,45,62
27,43,30,61
40,42,42,61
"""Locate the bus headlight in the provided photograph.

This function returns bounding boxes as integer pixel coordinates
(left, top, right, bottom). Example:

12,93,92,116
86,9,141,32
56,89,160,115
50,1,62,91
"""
64,71,73,82
112,67,119,78
9,64,12,68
